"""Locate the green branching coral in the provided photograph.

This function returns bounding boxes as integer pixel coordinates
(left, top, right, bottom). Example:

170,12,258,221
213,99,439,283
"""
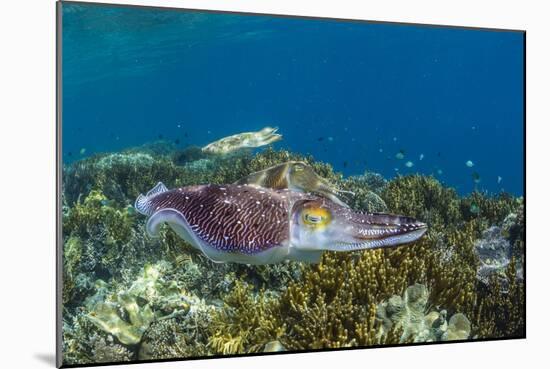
62,189,159,285
471,258,525,339
274,250,416,349
63,189,134,243
63,236,84,304
382,175,462,231
460,191,523,226
63,152,186,205
208,281,285,354
341,172,388,212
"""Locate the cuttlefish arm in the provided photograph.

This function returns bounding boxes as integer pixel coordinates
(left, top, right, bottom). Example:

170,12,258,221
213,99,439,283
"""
135,183,427,264
289,197,428,253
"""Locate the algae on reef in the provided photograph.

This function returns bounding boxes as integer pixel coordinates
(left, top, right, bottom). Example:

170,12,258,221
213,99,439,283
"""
61,143,525,365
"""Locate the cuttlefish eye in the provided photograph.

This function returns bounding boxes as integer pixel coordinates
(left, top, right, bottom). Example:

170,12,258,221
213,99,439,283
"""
301,205,332,228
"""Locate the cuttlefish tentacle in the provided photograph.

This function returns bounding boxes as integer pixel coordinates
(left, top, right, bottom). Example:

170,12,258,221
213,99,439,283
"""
135,182,427,265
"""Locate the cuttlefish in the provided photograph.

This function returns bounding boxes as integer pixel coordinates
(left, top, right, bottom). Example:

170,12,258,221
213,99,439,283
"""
202,126,282,155
234,161,353,207
135,182,427,265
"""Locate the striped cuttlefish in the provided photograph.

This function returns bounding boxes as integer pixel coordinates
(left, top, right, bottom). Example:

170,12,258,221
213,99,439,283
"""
135,182,427,265
234,161,354,207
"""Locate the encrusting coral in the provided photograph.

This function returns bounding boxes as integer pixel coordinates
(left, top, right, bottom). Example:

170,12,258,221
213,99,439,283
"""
61,144,525,365
375,284,471,343
90,335,133,363
85,263,191,345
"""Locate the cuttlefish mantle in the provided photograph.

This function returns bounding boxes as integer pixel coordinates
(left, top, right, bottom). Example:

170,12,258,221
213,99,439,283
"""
135,182,427,265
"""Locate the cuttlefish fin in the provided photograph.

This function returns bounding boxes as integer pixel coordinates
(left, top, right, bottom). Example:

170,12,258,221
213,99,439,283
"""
135,182,168,216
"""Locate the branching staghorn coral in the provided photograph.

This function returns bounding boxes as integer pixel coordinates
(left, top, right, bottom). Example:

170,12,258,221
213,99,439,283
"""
470,257,525,339
381,175,462,232
62,189,165,288
460,191,522,226
63,152,185,205
208,280,285,354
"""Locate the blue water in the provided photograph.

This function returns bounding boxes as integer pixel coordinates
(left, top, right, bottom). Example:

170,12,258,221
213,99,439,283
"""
62,3,524,196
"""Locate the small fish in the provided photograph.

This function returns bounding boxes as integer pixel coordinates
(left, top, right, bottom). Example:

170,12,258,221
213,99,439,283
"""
470,203,480,215
419,153,424,161
327,136,334,142
497,176,502,184
379,148,383,153
79,148,86,155
472,172,481,183
405,161,414,168
465,160,474,168
393,137,398,142
437,169,443,175
395,150,405,160
317,137,324,142
126,205,137,216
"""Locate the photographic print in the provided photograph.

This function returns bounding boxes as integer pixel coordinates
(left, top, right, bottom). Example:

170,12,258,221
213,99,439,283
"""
58,1,525,366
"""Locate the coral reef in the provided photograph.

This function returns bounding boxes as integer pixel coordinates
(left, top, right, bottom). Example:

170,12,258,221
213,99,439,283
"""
61,143,525,365
475,226,522,288
207,281,284,354
375,284,471,343
381,175,462,231
63,151,184,205
85,263,191,345
90,335,133,363
341,174,388,212
62,188,163,296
